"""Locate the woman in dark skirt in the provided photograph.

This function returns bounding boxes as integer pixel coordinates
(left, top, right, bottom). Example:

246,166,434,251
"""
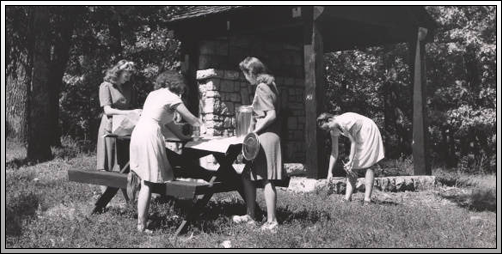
232,57,285,232
97,60,142,173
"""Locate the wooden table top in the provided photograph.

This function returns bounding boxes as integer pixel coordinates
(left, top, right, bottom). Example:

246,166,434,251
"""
104,134,244,154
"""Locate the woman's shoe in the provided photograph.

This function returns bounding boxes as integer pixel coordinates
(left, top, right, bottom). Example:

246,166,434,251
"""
362,200,374,206
232,214,254,224
137,224,153,234
260,221,278,233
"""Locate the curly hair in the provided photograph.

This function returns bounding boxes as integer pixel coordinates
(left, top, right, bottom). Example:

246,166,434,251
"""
103,60,136,84
317,113,336,130
154,70,187,95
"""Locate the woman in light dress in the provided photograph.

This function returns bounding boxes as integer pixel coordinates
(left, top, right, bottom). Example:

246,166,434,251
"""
317,112,384,204
232,57,286,232
129,70,202,233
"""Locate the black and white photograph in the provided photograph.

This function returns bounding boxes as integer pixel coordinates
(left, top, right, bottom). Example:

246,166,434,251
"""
2,2,500,251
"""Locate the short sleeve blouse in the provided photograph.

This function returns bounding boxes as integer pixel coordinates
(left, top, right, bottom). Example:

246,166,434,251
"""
99,81,136,109
252,83,278,118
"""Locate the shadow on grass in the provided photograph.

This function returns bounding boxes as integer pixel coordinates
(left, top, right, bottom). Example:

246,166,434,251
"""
372,200,401,206
439,188,496,212
6,156,55,170
113,195,342,235
6,158,33,170
6,140,95,170
105,196,248,234
6,193,40,237
277,207,332,224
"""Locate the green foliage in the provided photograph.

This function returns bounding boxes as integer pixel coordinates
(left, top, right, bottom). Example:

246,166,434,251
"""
324,6,496,172
426,6,496,172
6,6,496,173
60,6,184,140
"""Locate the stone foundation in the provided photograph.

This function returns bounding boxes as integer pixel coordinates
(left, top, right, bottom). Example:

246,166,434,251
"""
285,176,437,194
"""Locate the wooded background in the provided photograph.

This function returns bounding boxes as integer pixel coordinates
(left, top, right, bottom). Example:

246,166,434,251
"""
5,6,497,173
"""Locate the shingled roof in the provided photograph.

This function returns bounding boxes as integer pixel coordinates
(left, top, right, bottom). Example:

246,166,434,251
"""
168,6,250,22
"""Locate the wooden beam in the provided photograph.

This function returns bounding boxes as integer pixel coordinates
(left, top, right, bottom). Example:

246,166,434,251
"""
68,169,239,199
229,21,304,37
180,35,200,117
303,7,328,179
323,6,423,29
171,7,303,42
68,169,127,189
409,27,431,175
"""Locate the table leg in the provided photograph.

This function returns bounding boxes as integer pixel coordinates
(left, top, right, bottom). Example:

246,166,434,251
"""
91,162,131,214
92,187,120,214
119,162,130,203
174,178,217,237
213,151,262,220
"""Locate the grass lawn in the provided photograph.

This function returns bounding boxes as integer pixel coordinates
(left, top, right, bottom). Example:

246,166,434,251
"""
5,140,497,248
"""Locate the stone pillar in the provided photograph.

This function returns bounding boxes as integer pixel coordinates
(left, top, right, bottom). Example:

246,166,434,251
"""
196,68,248,169
197,68,244,137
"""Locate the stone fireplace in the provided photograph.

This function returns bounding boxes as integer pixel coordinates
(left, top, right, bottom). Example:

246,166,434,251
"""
191,34,308,169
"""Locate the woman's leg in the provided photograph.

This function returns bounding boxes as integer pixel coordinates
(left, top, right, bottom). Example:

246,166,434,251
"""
242,176,257,219
263,180,277,223
364,168,375,202
345,174,357,201
137,180,151,231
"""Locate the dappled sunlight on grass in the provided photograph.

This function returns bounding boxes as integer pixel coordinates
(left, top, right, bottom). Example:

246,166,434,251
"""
5,140,497,248
434,168,496,212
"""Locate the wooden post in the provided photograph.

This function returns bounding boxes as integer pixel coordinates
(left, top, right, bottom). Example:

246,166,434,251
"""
410,27,431,175
303,7,327,179
180,35,200,116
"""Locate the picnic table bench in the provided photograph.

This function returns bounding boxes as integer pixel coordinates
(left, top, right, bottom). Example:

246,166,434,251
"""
68,134,289,236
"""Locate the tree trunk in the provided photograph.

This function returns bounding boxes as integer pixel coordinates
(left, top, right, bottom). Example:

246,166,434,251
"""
6,49,32,143
6,7,34,143
47,7,80,146
27,6,53,161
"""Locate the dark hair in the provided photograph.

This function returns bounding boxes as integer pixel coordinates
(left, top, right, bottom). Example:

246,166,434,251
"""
317,113,335,130
154,70,187,95
239,57,275,85
104,60,136,84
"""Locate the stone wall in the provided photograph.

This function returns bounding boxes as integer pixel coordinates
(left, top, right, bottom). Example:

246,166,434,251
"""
286,176,438,194
195,34,307,163
196,68,250,137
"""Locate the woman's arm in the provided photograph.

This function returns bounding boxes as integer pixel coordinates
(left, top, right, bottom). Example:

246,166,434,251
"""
253,110,276,135
103,105,140,116
175,103,203,127
327,134,339,180
164,121,191,141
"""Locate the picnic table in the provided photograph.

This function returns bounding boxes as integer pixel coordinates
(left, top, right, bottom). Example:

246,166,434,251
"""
68,134,289,236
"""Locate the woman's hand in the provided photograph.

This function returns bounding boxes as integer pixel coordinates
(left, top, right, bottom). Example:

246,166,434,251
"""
133,109,142,116
253,110,276,135
344,160,356,178
327,173,334,182
194,118,203,127
176,104,202,127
